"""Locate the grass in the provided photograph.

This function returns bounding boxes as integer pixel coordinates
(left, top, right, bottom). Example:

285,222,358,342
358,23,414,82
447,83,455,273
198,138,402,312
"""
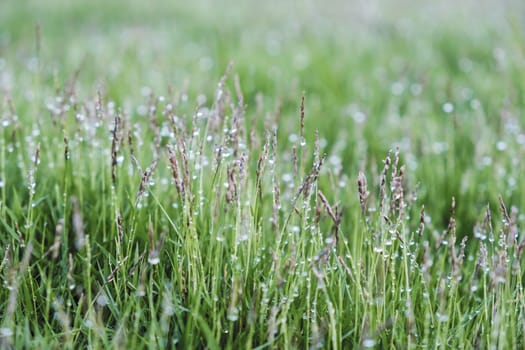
1,0,525,348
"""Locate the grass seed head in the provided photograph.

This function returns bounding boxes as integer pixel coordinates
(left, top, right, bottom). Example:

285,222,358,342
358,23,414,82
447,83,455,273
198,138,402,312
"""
49,218,64,260
418,205,425,238
136,157,159,207
167,144,185,198
111,113,121,185
357,171,369,216
379,150,391,215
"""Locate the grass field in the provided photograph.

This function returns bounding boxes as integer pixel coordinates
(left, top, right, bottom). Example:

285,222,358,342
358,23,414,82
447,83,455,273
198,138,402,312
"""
1,0,525,348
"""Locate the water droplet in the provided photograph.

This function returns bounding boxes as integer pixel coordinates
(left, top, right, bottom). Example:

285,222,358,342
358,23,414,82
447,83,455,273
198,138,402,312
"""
442,102,454,113
148,256,160,265
237,233,249,242
96,294,109,306
300,137,306,147
0,328,13,337
496,141,507,151
363,339,376,348
227,307,239,321
288,133,298,143
436,313,449,322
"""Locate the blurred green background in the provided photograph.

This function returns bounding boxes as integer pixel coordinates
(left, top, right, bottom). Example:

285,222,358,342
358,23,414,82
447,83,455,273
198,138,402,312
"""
1,0,525,233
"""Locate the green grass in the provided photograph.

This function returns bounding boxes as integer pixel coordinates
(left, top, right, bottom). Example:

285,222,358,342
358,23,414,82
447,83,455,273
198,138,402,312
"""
1,0,525,348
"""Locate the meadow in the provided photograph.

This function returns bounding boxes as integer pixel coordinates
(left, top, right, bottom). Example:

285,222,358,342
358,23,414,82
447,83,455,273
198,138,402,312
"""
1,0,525,348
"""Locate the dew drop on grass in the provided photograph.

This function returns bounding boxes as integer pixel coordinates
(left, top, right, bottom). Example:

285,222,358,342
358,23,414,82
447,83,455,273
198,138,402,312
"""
300,137,306,147
282,173,293,183
96,294,109,307
0,328,13,337
436,313,449,323
474,229,486,240
496,141,507,151
442,102,454,113
352,110,367,124
148,256,160,265
363,339,376,348
227,307,239,321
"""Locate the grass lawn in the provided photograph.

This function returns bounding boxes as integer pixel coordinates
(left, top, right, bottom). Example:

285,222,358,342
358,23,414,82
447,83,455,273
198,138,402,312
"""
1,0,525,348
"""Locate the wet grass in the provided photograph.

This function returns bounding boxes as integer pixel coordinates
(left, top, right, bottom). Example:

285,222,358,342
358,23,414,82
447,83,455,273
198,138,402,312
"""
1,0,525,348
